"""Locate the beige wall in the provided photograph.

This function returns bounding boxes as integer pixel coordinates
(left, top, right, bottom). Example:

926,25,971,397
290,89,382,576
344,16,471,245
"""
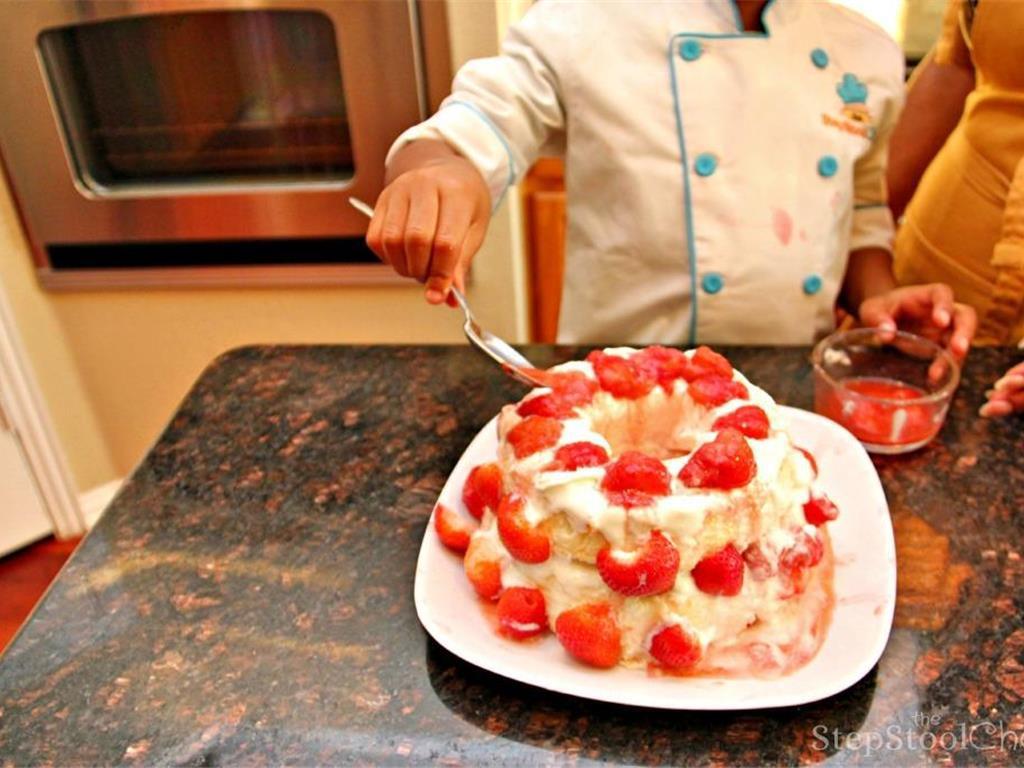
900,0,946,59
0,1,527,485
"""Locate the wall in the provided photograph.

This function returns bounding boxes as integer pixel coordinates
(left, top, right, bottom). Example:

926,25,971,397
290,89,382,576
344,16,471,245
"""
0,0,528,484
831,0,946,55
900,0,946,59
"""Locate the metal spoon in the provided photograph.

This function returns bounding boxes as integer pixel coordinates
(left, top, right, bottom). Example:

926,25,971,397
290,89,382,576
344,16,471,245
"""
349,197,545,388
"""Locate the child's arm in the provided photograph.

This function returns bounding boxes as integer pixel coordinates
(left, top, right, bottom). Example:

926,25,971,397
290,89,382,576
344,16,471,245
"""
841,247,897,312
366,3,571,303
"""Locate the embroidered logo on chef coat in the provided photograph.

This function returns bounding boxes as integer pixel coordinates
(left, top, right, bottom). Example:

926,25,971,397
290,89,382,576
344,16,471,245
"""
837,74,871,124
821,73,874,140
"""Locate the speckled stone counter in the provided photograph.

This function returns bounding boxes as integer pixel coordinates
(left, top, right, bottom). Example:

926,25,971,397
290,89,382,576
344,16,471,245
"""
1,346,1022,766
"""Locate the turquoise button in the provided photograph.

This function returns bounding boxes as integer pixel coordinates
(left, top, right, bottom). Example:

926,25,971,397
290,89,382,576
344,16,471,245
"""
701,272,724,294
679,39,702,62
817,155,838,178
803,274,823,295
810,48,829,69
694,153,718,177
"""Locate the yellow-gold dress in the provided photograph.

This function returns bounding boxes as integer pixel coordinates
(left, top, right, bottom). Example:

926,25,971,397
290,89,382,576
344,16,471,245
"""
893,0,1024,344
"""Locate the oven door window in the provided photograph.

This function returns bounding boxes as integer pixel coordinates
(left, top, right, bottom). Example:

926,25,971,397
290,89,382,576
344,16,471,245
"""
38,10,352,194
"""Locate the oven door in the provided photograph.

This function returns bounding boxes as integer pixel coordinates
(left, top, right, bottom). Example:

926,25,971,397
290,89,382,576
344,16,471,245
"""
0,1,423,257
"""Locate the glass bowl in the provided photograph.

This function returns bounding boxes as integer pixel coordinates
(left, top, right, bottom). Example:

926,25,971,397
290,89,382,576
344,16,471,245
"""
811,328,960,454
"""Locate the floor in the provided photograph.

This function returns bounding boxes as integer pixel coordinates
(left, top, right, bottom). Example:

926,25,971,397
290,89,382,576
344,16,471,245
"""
0,536,80,653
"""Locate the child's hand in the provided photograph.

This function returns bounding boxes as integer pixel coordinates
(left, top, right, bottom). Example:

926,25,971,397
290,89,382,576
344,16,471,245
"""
980,361,1024,418
366,146,491,305
857,283,976,364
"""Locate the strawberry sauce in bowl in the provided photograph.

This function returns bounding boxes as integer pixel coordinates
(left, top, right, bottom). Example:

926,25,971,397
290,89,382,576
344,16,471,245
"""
812,329,960,454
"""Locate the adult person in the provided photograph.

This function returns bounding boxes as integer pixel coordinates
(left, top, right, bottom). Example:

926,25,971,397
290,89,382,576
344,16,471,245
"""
888,0,1023,416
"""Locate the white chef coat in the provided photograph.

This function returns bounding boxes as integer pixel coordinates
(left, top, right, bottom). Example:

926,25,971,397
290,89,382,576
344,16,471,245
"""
387,0,904,345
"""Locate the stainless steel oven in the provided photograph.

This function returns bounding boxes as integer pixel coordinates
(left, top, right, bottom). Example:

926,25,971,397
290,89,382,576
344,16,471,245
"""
0,0,450,288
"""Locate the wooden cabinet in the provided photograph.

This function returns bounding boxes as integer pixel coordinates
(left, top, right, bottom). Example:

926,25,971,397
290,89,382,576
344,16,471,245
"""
521,158,566,342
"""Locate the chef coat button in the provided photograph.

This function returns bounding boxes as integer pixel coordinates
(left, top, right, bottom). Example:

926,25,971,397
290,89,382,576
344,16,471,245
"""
679,39,702,61
694,153,718,177
810,48,829,68
817,155,839,178
701,272,724,294
803,274,823,295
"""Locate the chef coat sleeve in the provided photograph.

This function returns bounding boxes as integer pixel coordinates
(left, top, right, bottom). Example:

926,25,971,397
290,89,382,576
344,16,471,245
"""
850,53,906,254
386,2,569,210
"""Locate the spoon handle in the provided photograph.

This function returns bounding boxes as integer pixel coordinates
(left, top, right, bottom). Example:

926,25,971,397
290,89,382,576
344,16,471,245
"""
350,197,471,319
449,287,470,316
348,197,543,387
348,196,375,220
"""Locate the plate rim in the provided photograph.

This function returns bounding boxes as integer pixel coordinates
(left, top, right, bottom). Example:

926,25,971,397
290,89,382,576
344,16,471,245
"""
414,405,896,710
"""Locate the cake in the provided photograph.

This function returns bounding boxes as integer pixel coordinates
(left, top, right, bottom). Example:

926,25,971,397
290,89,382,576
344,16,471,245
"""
433,346,837,677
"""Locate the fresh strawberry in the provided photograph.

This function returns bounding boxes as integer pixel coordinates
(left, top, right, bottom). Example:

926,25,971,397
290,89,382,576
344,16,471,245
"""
688,375,749,407
679,428,756,490
741,542,774,581
517,373,597,418
712,405,770,439
496,493,551,563
506,416,563,459
550,371,600,404
634,346,690,391
797,447,819,477
462,463,503,520
596,530,680,596
516,392,572,419
601,451,671,508
691,543,745,596
434,503,475,553
682,345,733,381
497,587,548,639
803,494,839,526
588,351,656,399
464,557,502,601
554,603,622,668
649,624,702,670
550,441,610,471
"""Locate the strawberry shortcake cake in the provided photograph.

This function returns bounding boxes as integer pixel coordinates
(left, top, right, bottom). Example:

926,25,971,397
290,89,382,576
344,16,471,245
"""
433,346,837,677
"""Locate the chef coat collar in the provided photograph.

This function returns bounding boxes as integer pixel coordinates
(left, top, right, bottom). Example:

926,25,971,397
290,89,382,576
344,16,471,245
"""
705,0,801,35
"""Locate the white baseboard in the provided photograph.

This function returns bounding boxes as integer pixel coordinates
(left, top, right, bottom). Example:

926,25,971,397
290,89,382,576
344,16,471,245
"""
0,262,85,537
78,478,123,529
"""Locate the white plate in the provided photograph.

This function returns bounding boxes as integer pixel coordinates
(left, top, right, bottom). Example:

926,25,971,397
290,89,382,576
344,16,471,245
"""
414,406,895,710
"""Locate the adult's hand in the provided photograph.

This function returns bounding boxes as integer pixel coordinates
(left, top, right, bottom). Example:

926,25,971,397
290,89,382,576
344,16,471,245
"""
980,361,1024,418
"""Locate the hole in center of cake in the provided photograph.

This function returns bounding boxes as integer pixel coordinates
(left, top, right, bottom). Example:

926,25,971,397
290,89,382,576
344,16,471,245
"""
587,394,702,460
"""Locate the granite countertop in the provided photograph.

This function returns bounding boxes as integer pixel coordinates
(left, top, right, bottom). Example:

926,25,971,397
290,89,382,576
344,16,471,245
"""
1,345,1022,766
